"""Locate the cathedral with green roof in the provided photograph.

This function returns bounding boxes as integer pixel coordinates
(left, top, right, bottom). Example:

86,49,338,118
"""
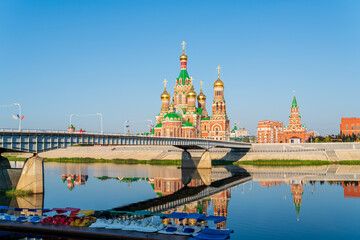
153,42,230,140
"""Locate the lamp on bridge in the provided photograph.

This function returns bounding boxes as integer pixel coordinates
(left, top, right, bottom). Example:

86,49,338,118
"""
13,103,22,132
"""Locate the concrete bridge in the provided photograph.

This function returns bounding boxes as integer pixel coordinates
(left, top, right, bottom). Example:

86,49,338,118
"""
0,129,251,195
0,129,251,154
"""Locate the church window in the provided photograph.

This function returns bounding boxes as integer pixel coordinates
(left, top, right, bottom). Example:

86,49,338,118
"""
352,126,354,130
216,103,219,110
179,94,182,104
215,127,219,135
205,125,207,131
220,102,223,110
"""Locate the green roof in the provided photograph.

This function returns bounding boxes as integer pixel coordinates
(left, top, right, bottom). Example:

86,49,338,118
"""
163,112,183,121
154,123,162,128
292,95,298,108
182,121,193,127
177,69,190,85
197,108,202,115
233,125,238,131
201,117,210,121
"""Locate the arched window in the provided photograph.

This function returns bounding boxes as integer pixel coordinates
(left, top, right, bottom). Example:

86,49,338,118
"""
220,102,223,110
216,103,219,110
215,127,219,136
204,125,207,131
179,94,182,104
352,126,354,130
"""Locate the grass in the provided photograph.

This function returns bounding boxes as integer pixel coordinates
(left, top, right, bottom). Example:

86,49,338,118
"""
235,159,333,166
337,160,360,165
4,189,33,197
5,155,360,166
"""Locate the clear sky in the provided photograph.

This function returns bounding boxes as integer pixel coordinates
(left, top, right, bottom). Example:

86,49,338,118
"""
0,0,359,135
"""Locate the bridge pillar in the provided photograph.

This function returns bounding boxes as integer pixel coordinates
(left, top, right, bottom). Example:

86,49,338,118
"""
16,155,44,194
181,150,212,169
0,150,11,169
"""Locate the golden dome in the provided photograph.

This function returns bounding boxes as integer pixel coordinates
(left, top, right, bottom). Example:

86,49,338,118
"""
180,53,188,61
187,87,197,99
161,89,171,100
214,78,224,88
197,90,206,101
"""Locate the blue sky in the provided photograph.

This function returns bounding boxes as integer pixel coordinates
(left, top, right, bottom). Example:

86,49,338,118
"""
0,0,359,135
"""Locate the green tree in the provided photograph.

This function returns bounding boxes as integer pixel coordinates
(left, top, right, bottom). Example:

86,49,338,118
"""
315,138,319,143
324,136,330,142
243,136,250,142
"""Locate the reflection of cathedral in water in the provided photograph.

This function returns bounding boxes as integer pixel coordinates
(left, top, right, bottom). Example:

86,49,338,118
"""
61,174,88,191
149,177,230,229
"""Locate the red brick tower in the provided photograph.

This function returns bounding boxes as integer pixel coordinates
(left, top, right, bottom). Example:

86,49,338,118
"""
209,66,230,140
284,92,310,143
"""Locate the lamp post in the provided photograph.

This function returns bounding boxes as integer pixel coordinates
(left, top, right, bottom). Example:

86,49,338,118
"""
97,113,103,134
70,113,103,134
13,103,21,132
124,120,129,135
147,119,153,133
70,114,76,126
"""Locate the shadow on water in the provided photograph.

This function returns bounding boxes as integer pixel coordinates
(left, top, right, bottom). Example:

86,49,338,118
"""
112,165,251,213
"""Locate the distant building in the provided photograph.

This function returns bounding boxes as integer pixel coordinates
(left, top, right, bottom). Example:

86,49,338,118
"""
283,93,313,143
230,122,251,139
257,120,284,143
340,118,360,136
257,93,313,144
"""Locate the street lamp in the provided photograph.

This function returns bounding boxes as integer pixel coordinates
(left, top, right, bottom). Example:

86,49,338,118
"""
124,120,129,135
70,113,103,134
97,113,103,134
147,119,153,133
70,114,76,126
13,103,21,132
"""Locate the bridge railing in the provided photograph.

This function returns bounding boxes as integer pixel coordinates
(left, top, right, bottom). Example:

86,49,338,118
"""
0,128,251,145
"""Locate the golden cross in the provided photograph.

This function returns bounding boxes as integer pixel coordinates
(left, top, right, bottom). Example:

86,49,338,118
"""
200,81,204,90
181,41,187,52
163,78,168,89
216,66,221,77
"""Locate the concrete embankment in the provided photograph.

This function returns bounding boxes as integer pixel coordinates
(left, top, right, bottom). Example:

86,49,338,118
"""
8,142,360,162
12,146,241,161
241,142,360,161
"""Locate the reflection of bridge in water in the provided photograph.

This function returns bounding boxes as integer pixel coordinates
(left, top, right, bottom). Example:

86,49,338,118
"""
113,171,251,214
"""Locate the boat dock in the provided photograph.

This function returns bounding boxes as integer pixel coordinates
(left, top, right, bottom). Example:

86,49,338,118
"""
0,220,190,240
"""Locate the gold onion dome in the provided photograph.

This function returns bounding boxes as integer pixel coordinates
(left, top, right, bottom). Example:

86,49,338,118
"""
180,53,188,61
197,90,206,101
214,78,224,88
161,89,171,100
187,86,197,98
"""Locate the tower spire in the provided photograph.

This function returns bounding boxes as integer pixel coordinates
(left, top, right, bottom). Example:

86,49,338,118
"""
292,90,298,108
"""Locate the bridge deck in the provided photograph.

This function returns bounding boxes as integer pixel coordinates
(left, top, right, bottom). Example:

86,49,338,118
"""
0,129,251,153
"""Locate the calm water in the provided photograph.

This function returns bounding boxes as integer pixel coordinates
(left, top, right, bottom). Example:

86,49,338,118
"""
2,162,360,239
